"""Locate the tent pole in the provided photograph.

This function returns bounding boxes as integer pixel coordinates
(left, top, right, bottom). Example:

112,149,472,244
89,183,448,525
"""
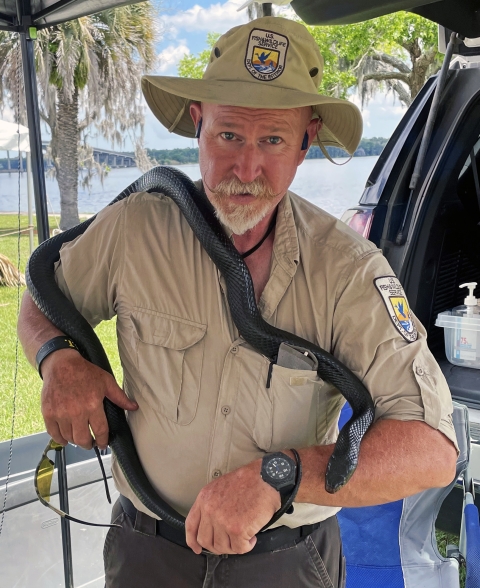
26,152,34,254
17,6,72,587
263,3,272,16
19,29,49,243
56,449,74,588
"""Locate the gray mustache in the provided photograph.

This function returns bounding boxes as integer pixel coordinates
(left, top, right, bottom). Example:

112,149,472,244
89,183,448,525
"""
211,177,276,199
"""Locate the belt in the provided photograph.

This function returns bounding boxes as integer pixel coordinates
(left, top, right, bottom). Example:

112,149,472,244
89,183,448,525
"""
119,495,320,555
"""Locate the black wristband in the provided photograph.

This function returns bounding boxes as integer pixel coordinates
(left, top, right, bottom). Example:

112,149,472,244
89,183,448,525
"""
36,336,80,379
284,448,302,514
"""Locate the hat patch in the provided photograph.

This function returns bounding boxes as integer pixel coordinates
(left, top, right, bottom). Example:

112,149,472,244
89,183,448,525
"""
374,276,418,342
245,29,288,82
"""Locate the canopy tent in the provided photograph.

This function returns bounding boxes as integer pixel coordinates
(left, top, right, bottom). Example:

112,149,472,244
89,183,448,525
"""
2,0,479,35
0,119,30,151
2,1,480,587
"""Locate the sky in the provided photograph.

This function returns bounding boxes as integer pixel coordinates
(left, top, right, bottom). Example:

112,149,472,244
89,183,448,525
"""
1,0,409,155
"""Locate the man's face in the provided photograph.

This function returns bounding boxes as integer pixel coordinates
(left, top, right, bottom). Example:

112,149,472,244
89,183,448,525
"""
190,103,316,235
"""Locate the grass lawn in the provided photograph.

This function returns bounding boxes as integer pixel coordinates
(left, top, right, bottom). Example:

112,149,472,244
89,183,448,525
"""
0,214,121,442
0,215,466,585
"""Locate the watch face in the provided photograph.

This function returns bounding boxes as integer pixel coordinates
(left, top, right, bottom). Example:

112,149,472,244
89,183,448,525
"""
265,456,292,481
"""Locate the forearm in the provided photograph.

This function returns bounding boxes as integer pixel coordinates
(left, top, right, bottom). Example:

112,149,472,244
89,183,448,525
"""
17,291,65,367
289,419,458,507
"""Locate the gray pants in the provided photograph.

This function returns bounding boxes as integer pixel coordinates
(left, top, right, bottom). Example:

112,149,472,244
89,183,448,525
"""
104,499,346,588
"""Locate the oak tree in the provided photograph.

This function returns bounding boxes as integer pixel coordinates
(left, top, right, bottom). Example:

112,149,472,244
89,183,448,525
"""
307,11,442,106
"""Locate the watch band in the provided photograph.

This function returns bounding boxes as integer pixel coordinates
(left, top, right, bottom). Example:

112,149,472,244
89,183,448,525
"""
282,448,302,512
36,336,80,379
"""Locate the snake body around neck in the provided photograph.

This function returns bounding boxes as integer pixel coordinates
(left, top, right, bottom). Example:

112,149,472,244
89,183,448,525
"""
26,166,375,530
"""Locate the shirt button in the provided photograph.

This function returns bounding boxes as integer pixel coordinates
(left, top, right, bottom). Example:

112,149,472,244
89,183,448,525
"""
212,470,222,479
221,405,231,415
231,346,238,354
416,366,424,376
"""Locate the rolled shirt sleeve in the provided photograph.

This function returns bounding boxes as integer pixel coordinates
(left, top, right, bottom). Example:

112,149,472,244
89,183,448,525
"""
331,249,458,451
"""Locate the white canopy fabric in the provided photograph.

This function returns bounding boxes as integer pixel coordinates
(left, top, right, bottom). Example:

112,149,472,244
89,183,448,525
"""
0,120,30,152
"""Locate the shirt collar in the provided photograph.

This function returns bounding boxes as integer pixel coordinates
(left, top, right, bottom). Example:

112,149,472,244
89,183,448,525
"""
257,191,299,320
272,191,299,274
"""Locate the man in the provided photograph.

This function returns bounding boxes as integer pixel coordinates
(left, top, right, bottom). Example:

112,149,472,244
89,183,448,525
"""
18,16,457,588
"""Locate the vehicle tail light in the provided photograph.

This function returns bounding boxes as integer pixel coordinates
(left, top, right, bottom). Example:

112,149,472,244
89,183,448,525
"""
340,208,374,239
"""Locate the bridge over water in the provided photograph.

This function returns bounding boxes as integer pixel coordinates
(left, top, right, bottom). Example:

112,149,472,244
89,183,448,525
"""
0,145,136,172
42,144,136,168
90,147,136,168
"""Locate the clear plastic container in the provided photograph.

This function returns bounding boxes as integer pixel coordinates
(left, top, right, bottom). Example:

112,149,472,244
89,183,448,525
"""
436,311,480,369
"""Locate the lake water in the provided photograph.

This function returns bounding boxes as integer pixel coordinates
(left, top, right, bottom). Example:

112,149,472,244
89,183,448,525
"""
0,156,378,219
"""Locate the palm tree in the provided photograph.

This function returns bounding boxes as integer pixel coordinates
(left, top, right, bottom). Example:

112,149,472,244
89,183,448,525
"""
0,4,158,229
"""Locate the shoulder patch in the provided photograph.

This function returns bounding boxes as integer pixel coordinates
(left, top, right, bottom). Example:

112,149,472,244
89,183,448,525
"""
374,276,418,342
244,28,289,82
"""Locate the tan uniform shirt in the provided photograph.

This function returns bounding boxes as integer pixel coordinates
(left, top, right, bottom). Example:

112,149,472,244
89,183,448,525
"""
55,187,457,528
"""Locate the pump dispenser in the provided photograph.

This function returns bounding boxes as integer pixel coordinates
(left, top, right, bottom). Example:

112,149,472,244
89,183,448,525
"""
461,282,478,306
453,282,478,317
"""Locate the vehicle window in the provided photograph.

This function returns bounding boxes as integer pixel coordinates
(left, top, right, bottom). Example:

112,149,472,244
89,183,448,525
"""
459,135,480,179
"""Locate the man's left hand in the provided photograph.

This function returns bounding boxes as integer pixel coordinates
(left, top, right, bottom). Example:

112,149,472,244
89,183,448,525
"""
185,460,281,555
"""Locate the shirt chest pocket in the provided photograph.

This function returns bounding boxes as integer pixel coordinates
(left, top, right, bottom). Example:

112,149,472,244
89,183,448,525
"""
253,363,325,452
131,309,206,425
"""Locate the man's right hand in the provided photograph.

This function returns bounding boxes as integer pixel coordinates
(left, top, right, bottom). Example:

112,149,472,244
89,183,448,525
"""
41,349,138,450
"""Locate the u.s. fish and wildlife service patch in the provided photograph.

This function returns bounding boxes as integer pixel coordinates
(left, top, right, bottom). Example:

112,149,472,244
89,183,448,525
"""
374,276,418,342
245,29,289,82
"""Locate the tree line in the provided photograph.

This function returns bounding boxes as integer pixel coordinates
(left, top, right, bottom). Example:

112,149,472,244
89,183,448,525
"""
0,137,388,170
0,155,26,170
145,138,388,166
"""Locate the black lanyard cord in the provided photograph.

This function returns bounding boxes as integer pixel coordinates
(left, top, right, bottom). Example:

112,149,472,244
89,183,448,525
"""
240,210,277,259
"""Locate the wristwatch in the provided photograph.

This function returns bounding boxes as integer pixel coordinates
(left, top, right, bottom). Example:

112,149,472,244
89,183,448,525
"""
261,452,297,499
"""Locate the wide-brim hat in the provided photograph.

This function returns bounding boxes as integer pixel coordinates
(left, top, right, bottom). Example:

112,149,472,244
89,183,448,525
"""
142,17,363,155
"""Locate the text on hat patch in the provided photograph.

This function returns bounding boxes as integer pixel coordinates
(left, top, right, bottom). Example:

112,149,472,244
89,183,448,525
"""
245,29,289,82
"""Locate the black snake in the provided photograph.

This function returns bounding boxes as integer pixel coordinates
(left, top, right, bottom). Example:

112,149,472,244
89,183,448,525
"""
27,166,375,530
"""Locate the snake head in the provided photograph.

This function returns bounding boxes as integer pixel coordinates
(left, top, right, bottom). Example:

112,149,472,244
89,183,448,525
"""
325,455,356,494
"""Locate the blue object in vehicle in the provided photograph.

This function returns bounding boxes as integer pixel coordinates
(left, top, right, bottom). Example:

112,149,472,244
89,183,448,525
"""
337,402,469,588
338,402,353,430
465,500,480,588
339,500,405,587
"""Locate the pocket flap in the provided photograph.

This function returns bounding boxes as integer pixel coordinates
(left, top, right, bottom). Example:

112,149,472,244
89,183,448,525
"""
132,309,206,350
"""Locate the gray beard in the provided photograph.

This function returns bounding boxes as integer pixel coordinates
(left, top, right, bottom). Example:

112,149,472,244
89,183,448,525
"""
212,202,271,235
